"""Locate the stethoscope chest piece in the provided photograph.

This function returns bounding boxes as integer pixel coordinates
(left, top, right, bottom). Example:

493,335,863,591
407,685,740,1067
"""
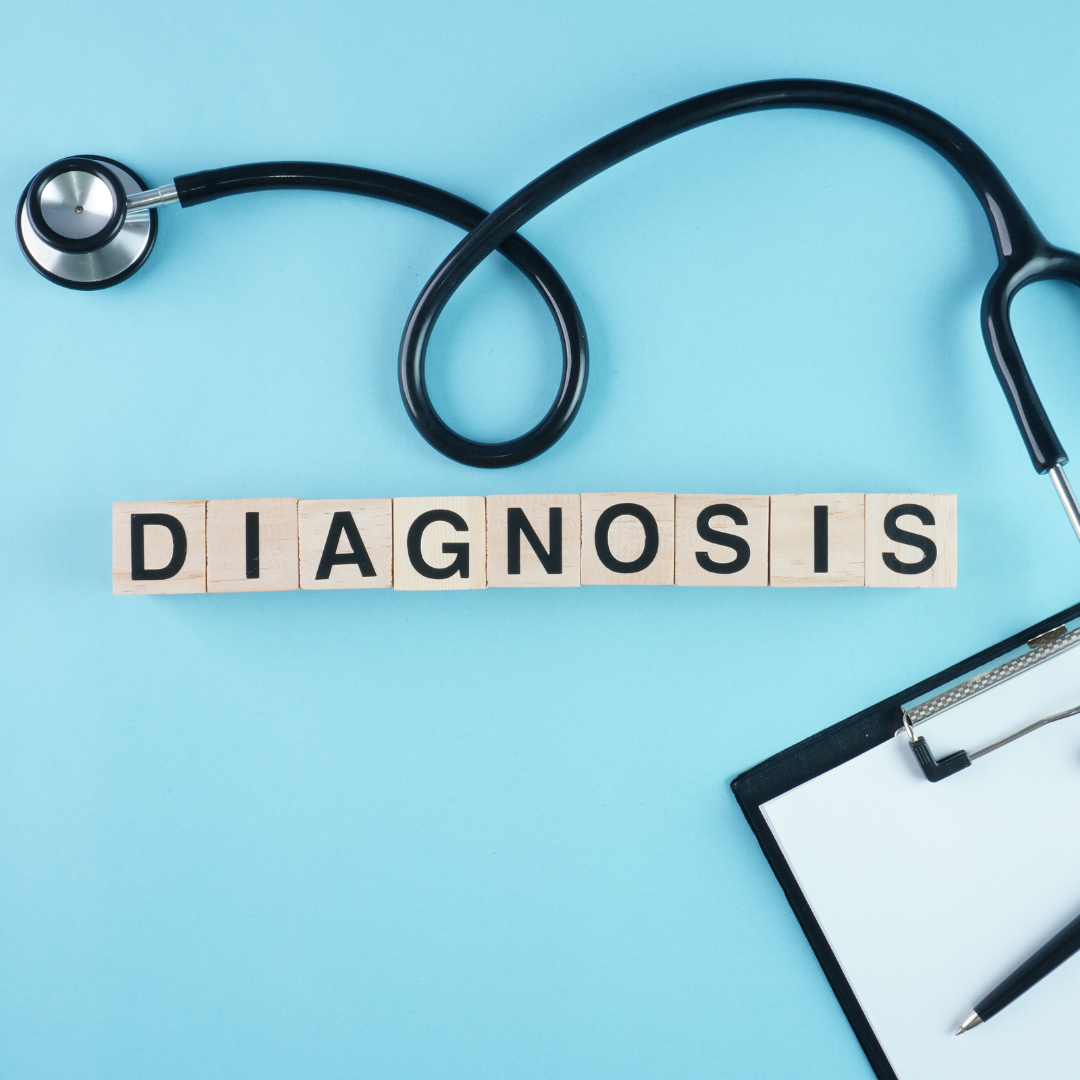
17,156,157,290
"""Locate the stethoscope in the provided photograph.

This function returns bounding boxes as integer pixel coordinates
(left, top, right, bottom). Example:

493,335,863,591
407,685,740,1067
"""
17,78,1080,541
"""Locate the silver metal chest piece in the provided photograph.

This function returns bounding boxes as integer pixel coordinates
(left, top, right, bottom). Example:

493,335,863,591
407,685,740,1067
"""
16,156,158,290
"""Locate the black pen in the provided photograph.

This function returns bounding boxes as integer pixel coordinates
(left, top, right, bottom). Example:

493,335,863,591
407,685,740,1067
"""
956,909,1080,1033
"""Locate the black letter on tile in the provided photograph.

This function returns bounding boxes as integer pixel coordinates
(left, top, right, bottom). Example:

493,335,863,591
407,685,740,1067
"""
695,504,751,575
131,513,187,580
882,504,937,575
316,511,377,579
813,506,828,573
595,503,658,574
407,510,470,579
507,507,562,575
246,512,260,579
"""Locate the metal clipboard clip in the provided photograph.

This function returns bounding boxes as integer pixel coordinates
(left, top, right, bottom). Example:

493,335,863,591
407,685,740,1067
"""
901,625,1080,782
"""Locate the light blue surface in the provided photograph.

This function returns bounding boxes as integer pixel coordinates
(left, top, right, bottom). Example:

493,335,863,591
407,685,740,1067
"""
3,2,1080,1077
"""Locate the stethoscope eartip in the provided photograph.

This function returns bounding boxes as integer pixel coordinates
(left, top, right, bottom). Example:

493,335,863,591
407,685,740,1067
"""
16,156,158,290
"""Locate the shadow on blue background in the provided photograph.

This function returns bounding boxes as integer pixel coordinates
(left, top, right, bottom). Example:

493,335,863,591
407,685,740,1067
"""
3,1,1080,1076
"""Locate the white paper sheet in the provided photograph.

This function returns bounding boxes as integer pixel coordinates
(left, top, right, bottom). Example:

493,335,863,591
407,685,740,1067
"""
762,641,1080,1080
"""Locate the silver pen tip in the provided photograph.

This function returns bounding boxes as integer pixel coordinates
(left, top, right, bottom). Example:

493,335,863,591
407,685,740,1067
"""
954,1010,983,1035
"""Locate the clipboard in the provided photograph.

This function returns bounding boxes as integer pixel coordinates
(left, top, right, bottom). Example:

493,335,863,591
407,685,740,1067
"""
732,600,1080,1080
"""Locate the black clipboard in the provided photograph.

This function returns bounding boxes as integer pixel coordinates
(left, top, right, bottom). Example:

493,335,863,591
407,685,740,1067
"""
730,599,1080,1080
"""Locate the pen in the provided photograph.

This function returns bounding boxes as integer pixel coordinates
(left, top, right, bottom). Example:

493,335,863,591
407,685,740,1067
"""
955,909,1080,1033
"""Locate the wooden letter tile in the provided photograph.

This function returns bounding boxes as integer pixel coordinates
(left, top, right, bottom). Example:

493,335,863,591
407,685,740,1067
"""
113,500,206,595
393,497,487,591
580,493,675,585
769,494,864,586
487,494,580,587
207,498,298,593
675,494,769,586
299,499,393,589
864,494,956,588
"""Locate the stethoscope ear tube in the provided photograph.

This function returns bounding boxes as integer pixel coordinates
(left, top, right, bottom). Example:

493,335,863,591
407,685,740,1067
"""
981,251,1080,473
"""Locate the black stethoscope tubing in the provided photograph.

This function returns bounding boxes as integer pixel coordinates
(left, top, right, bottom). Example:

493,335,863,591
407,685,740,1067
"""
17,158,590,453
400,78,1080,472
165,162,590,460
20,79,1080,480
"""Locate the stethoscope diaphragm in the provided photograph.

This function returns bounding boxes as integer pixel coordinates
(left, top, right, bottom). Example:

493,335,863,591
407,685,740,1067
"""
17,156,158,290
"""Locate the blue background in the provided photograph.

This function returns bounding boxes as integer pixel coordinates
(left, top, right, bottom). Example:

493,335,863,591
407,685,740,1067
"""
3,2,1080,1077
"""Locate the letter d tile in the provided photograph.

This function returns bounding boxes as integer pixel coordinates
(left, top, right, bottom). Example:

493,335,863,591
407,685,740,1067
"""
113,500,206,595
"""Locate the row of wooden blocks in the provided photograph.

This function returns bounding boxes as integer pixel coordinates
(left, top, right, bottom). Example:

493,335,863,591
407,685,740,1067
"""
113,493,956,593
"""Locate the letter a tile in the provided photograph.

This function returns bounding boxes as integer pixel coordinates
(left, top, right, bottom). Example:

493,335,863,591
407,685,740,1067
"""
299,499,393,589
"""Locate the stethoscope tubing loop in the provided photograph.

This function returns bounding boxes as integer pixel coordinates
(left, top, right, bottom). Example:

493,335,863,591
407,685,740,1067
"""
401,78,1077,471
168,162,589,470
